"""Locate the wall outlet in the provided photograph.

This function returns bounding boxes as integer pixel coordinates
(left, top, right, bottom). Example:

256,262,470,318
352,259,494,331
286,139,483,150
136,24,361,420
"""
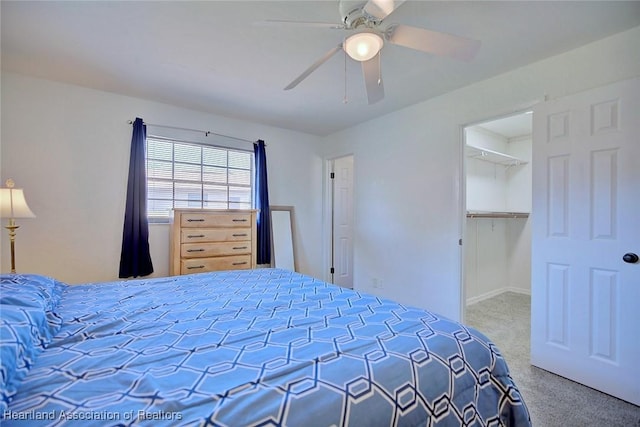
372,278,383,289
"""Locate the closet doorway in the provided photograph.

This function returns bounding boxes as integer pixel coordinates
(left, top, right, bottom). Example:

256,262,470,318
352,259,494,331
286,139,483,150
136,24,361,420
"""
462,112,532,317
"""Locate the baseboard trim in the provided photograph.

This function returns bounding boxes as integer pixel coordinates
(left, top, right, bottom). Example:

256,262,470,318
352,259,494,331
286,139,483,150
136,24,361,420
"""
466,287,530,306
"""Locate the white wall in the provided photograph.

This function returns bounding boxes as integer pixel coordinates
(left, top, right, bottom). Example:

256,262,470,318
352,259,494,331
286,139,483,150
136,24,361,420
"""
507,217,531,294
320,26,640,321
466,127,509,212
0,73,325,283
506,136,532,213
465,216,531,304
505,137,532,295
465,218,509,301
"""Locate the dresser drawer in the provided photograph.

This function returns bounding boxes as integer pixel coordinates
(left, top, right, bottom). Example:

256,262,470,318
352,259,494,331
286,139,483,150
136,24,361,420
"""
181,241,251,258
181,228,251,243
180,212,253,228
181,255,252,273
170,209,257,276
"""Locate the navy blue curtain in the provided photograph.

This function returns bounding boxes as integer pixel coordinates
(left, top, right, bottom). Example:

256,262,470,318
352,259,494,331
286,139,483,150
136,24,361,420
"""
119,117,154,278
254,140,271,265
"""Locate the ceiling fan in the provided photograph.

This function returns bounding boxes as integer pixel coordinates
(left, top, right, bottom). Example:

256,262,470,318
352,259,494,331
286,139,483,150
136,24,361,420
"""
268,0,481,104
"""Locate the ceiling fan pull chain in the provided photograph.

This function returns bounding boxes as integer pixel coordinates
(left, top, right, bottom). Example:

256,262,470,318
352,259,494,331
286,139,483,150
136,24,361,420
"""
343,49,349,104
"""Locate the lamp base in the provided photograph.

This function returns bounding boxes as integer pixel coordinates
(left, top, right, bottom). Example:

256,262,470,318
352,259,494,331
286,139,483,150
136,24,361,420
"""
5,221,19,274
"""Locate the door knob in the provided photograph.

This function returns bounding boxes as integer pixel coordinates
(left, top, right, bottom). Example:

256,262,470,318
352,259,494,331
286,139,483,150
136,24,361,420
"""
623,253,639,264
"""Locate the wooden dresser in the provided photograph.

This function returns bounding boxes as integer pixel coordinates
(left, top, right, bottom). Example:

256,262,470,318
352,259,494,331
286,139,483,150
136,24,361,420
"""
169,209,258,276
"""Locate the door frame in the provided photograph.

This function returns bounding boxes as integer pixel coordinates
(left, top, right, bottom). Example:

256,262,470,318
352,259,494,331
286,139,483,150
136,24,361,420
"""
323,154,355,286
459,105,538,323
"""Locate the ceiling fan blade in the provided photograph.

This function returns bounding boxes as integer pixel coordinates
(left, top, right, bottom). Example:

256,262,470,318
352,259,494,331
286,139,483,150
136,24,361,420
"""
284,44,343,91
362,55,384,104
387,24,481,61
257,19,346,30
364,0,407,21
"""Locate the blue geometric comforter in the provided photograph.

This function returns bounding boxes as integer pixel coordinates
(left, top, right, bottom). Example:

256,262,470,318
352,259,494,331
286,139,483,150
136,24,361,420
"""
4,269,530,426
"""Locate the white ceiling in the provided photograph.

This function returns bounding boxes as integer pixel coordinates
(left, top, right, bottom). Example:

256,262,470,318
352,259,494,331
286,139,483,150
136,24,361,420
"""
2,1,639,136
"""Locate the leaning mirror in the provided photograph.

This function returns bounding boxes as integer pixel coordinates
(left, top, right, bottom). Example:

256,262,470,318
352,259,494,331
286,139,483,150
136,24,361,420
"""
270,206,296,272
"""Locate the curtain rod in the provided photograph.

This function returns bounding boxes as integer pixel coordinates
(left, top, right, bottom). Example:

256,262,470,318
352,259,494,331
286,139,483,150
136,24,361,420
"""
127,120,258,144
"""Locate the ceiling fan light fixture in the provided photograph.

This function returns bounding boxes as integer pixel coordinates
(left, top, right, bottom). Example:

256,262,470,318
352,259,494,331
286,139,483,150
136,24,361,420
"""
344,31,384,62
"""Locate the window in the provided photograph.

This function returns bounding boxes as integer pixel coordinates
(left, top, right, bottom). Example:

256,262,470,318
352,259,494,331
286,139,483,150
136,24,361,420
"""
146,136,253,221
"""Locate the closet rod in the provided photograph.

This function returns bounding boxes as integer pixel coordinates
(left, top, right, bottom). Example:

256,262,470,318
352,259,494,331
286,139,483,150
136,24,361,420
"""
127,120,257,144
466,212,529,219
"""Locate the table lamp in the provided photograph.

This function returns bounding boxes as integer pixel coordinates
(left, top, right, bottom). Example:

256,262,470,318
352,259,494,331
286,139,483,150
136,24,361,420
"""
0,179,36,273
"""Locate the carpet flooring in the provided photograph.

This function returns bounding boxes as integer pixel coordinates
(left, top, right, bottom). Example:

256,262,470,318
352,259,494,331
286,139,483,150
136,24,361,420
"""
465,292,640,427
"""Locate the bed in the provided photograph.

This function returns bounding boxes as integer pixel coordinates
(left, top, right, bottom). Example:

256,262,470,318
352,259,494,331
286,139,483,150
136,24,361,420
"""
1,269,530,426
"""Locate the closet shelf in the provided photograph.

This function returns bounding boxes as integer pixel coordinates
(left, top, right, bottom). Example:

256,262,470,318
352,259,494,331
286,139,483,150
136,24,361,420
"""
466,144,528,167
467,211,529,219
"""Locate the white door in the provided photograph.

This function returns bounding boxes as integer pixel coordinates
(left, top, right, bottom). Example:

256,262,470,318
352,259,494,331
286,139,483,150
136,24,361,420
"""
531,77,640,405
332,155,354,288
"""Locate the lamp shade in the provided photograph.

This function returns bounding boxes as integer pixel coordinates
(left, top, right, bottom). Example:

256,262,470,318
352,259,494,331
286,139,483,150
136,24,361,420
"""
344,31,384,62
0,187,36,219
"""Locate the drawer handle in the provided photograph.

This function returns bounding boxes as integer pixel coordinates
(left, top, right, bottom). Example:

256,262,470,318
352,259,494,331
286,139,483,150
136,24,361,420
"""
187,218,205,222
233,246,248,250
232,262,248,266
232,218,248,222
187,265,205,270
232,233,248,237
187,234,205,238
187,248,205,252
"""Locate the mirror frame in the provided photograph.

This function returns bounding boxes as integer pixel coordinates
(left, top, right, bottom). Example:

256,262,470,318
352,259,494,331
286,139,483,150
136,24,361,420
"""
269,205,297,272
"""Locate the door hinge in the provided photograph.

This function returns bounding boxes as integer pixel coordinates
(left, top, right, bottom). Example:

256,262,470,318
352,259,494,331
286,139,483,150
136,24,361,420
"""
459,239,463,246
330,267,335,274
330,172,335,179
